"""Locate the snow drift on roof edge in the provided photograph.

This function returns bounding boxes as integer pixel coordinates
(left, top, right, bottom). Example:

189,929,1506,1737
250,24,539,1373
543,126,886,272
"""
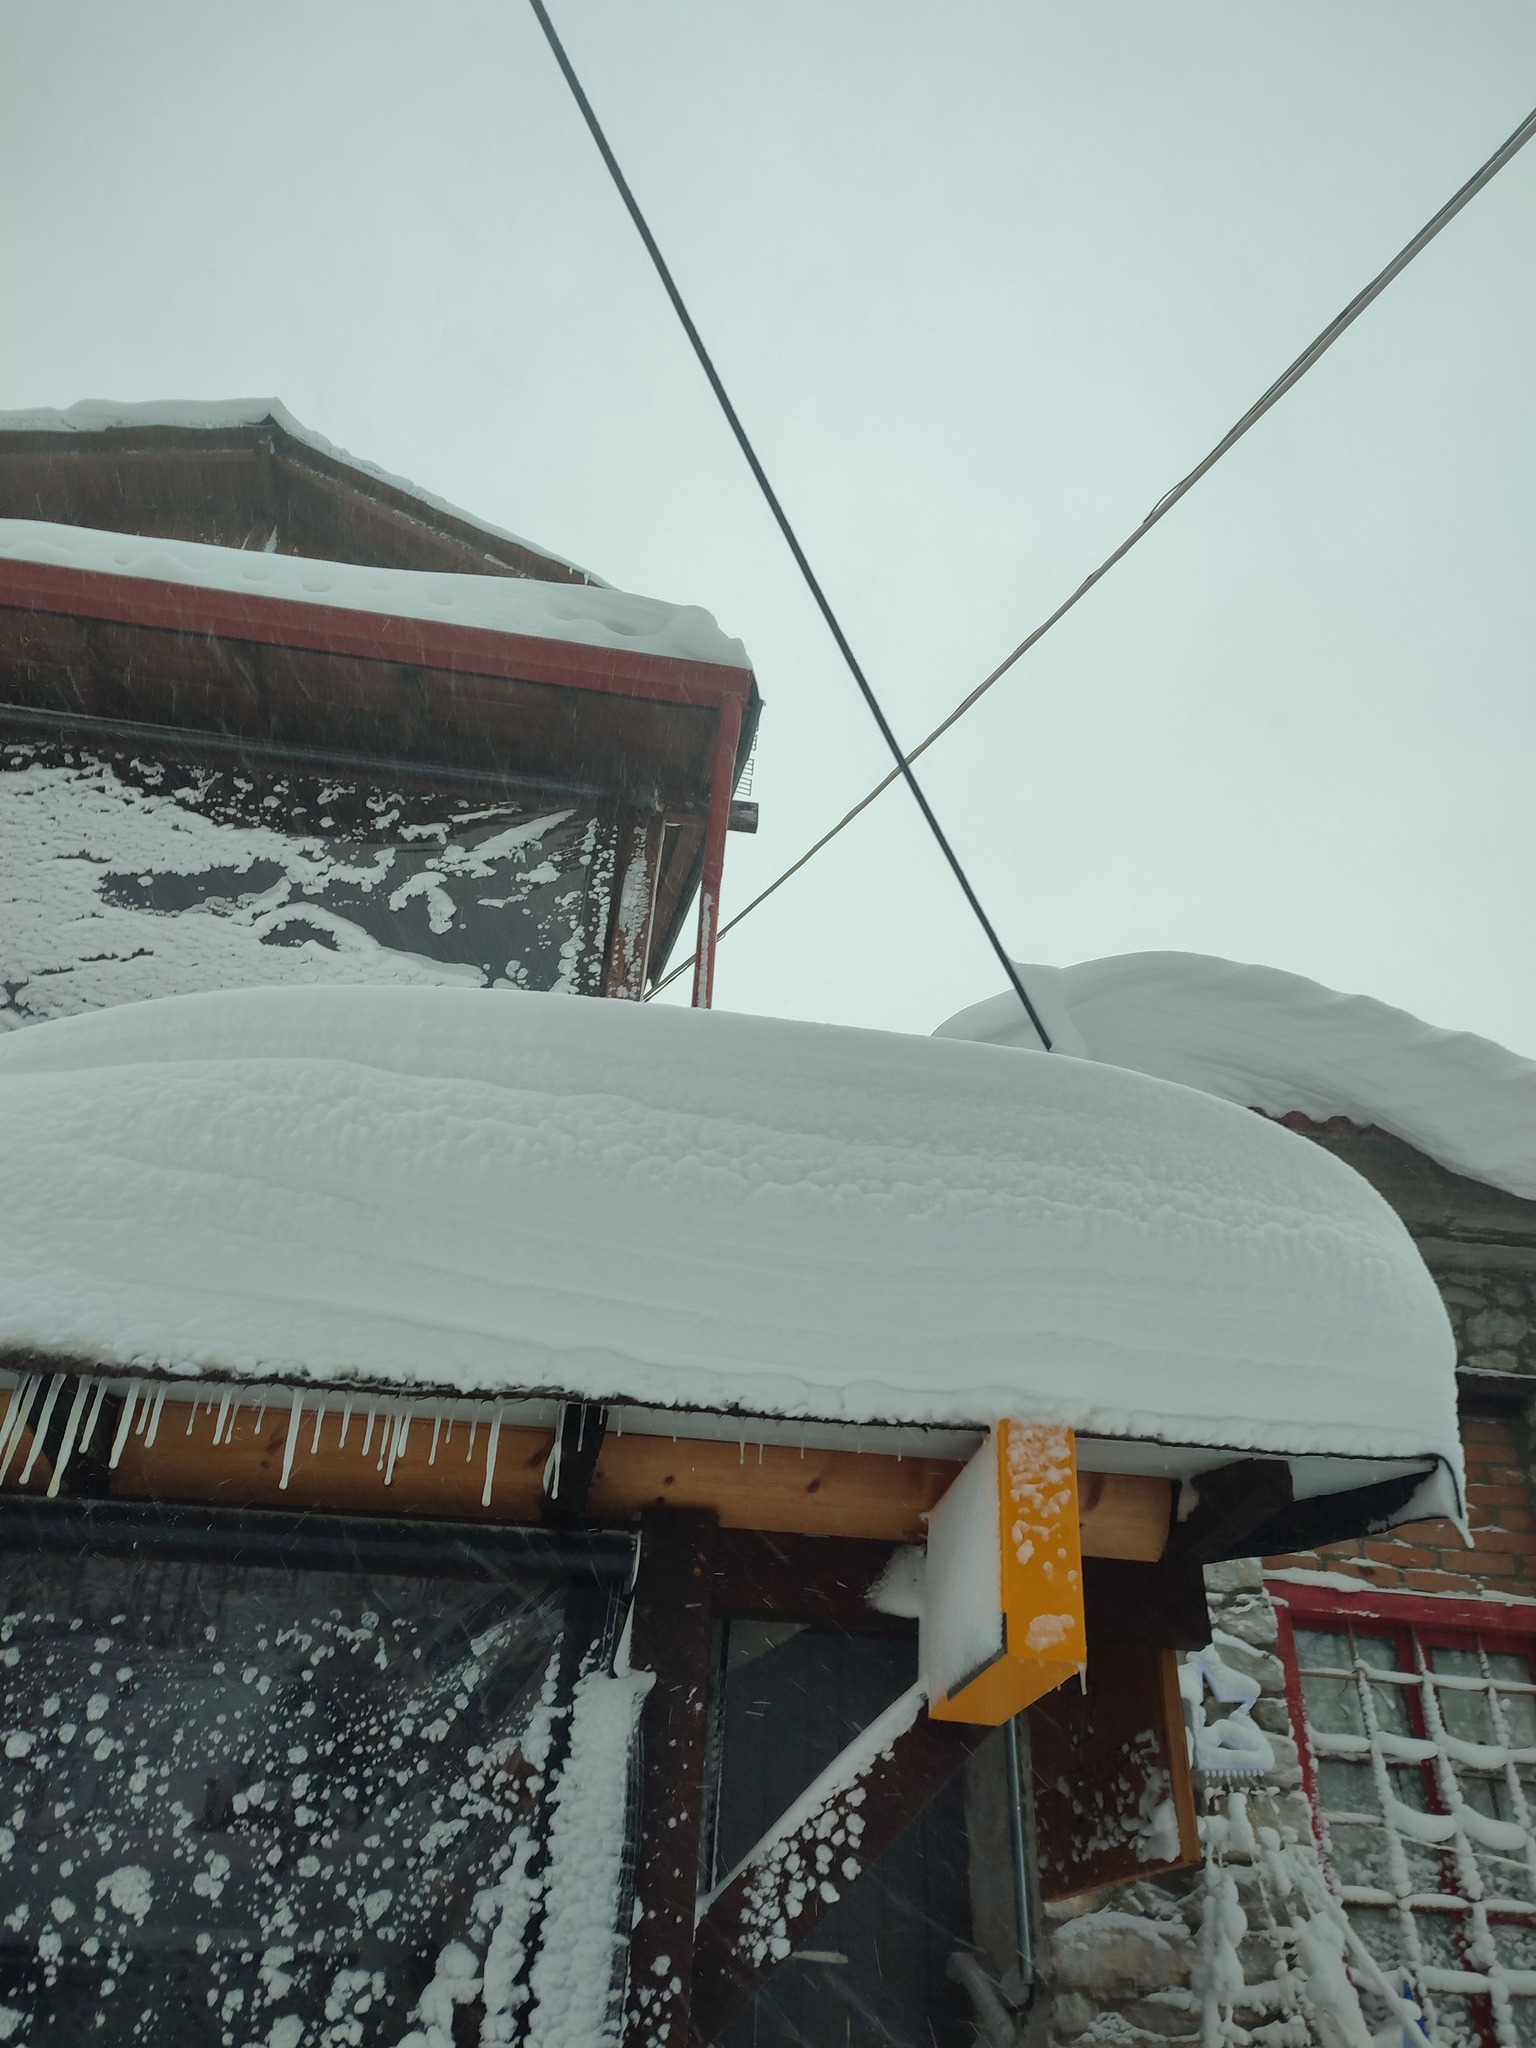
0,396,606,585
0,984,1458,1500
0,516,750,671
935,953,1536,1204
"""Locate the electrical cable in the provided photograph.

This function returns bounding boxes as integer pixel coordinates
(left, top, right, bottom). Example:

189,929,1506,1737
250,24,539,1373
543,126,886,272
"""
647,92,1536,998
525,0,1055,1046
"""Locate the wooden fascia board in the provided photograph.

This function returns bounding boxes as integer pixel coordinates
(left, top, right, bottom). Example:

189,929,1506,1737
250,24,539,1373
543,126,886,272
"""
0,557,753,712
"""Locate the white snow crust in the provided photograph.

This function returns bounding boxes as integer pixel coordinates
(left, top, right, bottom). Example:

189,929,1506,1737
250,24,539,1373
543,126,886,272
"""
936,953,1536,1203
0,984,1459,1494
921,1437,1003,1703
0,515,749,670
0,397,604,585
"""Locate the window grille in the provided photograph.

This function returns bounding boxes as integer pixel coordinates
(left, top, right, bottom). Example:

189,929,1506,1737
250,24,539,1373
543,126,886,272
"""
1281,1597,1536,2048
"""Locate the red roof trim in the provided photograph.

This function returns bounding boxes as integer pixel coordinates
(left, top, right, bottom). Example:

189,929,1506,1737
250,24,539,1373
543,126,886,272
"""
0,558,752,711
1268,1571,1536,1641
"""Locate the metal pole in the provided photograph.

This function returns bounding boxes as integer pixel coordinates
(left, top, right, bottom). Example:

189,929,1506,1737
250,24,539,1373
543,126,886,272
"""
691,694,744,1009
1006,1712,1041,2003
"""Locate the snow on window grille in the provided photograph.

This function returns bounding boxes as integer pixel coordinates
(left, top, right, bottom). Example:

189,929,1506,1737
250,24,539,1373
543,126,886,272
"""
1291,1616,1536,2048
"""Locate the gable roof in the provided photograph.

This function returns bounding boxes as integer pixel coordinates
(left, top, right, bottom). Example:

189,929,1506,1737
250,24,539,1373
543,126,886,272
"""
0,398,600,585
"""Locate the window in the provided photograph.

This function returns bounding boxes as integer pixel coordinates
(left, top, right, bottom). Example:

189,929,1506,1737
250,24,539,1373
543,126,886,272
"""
0,1502,630,2047
1280,1590,1536,2048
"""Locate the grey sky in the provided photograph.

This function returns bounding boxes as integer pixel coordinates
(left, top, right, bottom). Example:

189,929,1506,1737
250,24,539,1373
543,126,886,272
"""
4,1,1534,1053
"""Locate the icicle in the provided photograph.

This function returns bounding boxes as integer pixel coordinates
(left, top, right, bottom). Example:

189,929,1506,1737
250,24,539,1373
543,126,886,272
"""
0,1374,40,1486
134,1386,152,1436
144,1386,169,1449
310,1402,326,1456
253,1404,267,1435
377,1410,396,1475
467,1419,478,1458
279,1390,305,1491
384,1410,410,1486
185,1400,198,1436
19,1376,65,1486
108,1384,141,1470
339,1398,352,1448
361,1403,377,1459
46,1378,95,1499
213,1388,232,1446
81,1378,110,1456
0,1376,37,1490
482,1403,504,1509
429,1416,442,1466
738,1436,745,1466
443,1417,454,1447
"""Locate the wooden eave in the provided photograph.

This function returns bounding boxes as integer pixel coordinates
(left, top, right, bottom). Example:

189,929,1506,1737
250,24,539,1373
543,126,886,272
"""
0,416,596,583
0,554,758,969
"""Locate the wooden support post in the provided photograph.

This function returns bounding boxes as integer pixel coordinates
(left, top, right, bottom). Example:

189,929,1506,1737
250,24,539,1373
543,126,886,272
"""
689,1693,990,2045
623,1507,719,2048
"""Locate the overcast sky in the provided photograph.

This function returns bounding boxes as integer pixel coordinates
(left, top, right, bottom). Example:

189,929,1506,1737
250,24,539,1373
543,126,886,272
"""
4,1,1534,1052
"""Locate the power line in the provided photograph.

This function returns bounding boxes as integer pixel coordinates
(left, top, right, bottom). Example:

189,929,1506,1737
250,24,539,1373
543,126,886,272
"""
650,93,1536,998
525,0,1055,1047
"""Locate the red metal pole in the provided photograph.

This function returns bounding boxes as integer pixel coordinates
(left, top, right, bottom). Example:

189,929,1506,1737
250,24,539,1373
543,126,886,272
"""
691,694,743,1009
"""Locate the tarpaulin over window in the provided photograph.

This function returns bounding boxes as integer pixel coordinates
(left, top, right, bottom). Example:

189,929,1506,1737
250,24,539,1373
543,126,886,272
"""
0,1508,633,2046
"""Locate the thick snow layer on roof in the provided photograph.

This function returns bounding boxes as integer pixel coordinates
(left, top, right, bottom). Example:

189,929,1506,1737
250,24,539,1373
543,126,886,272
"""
0,396,605,585
0,515,749,671
0,985,1458,1494
935,954,1536,1202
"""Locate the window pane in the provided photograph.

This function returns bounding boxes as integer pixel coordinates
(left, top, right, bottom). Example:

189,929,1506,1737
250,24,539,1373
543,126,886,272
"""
1296,1628,1352,1671
1346,1904,1404,1969
1320,1760,1380,1816
1488,1654,1533,1685
1480,1854,1536,1905
1426,1994,1491,2048
0,1540,574,2048
1460,1775,1515,1823
1498,1693,1536,1748
1413,1910,1470,1970
1372,1681,1415,1738
1431,1648,1484,1682
1356,1635,1407,1674
1508,1998,1536,2048
1329,1822,1394,1890
1494,1922,1536,1973
1304,1673,1365,1736
1390,1765,1433,1814
1438,1685,1496,1746
1402,1839,1453,1899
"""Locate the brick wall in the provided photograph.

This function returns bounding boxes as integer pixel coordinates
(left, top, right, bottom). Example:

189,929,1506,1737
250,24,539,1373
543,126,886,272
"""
1268,1407,1536,1602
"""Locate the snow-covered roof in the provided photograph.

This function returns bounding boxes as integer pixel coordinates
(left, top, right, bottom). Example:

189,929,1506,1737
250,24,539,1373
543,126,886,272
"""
0,515,750,672
0,985,1459,1507
0,397,603,586
935,953,1536,1203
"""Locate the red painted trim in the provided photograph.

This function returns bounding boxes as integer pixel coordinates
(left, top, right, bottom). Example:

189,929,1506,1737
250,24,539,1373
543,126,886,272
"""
691,693,743,1010
1271,1596,1328,1853
0,558,753,711
1268,1575,1536,1643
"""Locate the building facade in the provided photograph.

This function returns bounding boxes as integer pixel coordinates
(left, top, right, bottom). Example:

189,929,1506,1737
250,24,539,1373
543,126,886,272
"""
1033,1120,1536,2048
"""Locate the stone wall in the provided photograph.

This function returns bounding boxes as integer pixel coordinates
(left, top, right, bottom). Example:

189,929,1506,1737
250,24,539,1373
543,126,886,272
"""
1022,1125,1536,2048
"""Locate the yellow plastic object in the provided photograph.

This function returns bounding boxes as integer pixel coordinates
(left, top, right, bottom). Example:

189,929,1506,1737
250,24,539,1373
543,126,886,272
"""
928,1421,1087,1725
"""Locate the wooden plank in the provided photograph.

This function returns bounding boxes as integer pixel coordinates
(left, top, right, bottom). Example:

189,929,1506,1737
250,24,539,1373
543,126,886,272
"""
589,1433,1169,1557
1082,1554,1211,1650
1028,1640,1201,1900
688,1689,990,2045
108,1398,552,1521
15,1379,1169,1560
711,1530,912,1634
623,1508,718,2048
